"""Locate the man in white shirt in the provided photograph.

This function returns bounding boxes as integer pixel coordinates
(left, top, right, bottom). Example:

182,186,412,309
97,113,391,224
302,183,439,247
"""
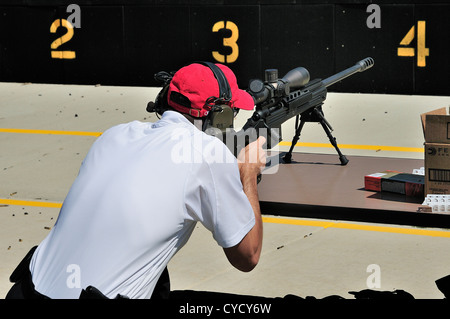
6,63,266,299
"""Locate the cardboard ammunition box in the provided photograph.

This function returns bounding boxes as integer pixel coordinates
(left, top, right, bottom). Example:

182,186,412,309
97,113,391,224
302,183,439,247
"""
364,171,400,192
364,171,424,197
424,144,450,194
421,107,450,195
380,173,424,197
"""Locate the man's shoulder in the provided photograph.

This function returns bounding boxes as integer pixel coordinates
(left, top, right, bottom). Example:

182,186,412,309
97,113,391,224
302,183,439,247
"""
196,132,237,166
102,120,142,133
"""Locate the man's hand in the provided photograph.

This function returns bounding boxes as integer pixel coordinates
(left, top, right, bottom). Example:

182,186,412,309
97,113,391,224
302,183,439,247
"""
237,136,267,184
224,136,266,272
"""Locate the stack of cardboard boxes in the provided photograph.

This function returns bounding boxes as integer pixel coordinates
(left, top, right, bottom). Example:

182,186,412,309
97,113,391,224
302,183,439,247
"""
364,107,450,204
421,107,450,196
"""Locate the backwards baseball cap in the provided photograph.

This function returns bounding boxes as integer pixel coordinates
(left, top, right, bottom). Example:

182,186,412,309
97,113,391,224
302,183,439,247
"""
167,63,255,118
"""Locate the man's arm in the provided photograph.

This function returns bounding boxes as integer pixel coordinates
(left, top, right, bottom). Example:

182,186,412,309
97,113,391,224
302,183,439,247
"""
223,137,266,272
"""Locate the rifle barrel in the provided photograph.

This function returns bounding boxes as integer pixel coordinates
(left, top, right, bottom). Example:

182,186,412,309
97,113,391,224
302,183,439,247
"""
321,57,374,88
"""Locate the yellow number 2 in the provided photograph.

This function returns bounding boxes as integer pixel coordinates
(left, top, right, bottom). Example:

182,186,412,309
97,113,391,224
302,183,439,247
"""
397,21,429,67
212,21,239,63
50,19,76,59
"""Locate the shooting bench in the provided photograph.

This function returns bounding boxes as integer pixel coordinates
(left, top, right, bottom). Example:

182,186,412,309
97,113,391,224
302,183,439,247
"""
258,152,450,228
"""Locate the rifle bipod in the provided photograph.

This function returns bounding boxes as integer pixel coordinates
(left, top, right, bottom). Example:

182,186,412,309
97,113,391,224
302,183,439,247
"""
282,106,349,166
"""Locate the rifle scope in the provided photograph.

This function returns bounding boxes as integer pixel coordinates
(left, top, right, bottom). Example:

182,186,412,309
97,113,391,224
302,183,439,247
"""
248,67,310,105
248,57,374,105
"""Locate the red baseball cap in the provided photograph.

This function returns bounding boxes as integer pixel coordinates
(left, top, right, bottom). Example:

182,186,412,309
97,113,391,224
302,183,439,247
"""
167,63,255,118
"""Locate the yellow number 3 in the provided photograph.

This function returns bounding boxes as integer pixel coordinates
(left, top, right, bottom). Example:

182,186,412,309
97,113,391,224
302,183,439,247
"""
212,21,239,63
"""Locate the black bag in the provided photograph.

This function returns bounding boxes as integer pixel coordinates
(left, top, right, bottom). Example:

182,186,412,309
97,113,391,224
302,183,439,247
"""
5,246,49,299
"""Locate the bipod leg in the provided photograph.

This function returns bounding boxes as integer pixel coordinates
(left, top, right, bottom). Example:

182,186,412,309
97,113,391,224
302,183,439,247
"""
283,115,305,163
313,109,349,166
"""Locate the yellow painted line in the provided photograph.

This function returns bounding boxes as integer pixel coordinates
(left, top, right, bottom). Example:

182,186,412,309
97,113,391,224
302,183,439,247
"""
0,128,423,153
330,222,450,238
0,128,102,137
262,216,336,228
0,128,424,154
0,198,62,208
262,216,450,238
3,199,448,238
278,141,423,153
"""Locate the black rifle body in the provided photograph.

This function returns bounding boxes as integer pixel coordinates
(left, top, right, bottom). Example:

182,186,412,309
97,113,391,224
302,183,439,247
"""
231,58,374,157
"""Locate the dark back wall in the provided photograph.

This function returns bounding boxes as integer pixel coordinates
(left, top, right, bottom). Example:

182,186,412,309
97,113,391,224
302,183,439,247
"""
0,1,448,95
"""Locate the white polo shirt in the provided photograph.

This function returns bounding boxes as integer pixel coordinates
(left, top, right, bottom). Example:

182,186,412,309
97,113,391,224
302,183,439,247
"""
29,111,255,299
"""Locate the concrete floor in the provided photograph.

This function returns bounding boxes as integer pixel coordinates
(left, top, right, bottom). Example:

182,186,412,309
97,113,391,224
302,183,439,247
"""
1,82,450,299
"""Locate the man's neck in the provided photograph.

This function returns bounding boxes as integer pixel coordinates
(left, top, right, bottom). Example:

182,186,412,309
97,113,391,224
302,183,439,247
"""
182,113,205,131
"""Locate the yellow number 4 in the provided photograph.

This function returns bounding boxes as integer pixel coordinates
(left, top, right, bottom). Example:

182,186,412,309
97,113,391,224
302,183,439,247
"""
397,21,429,67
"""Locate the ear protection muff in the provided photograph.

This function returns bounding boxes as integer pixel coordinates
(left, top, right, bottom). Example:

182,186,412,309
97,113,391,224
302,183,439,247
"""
147,62,236,134
194,62,235,134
